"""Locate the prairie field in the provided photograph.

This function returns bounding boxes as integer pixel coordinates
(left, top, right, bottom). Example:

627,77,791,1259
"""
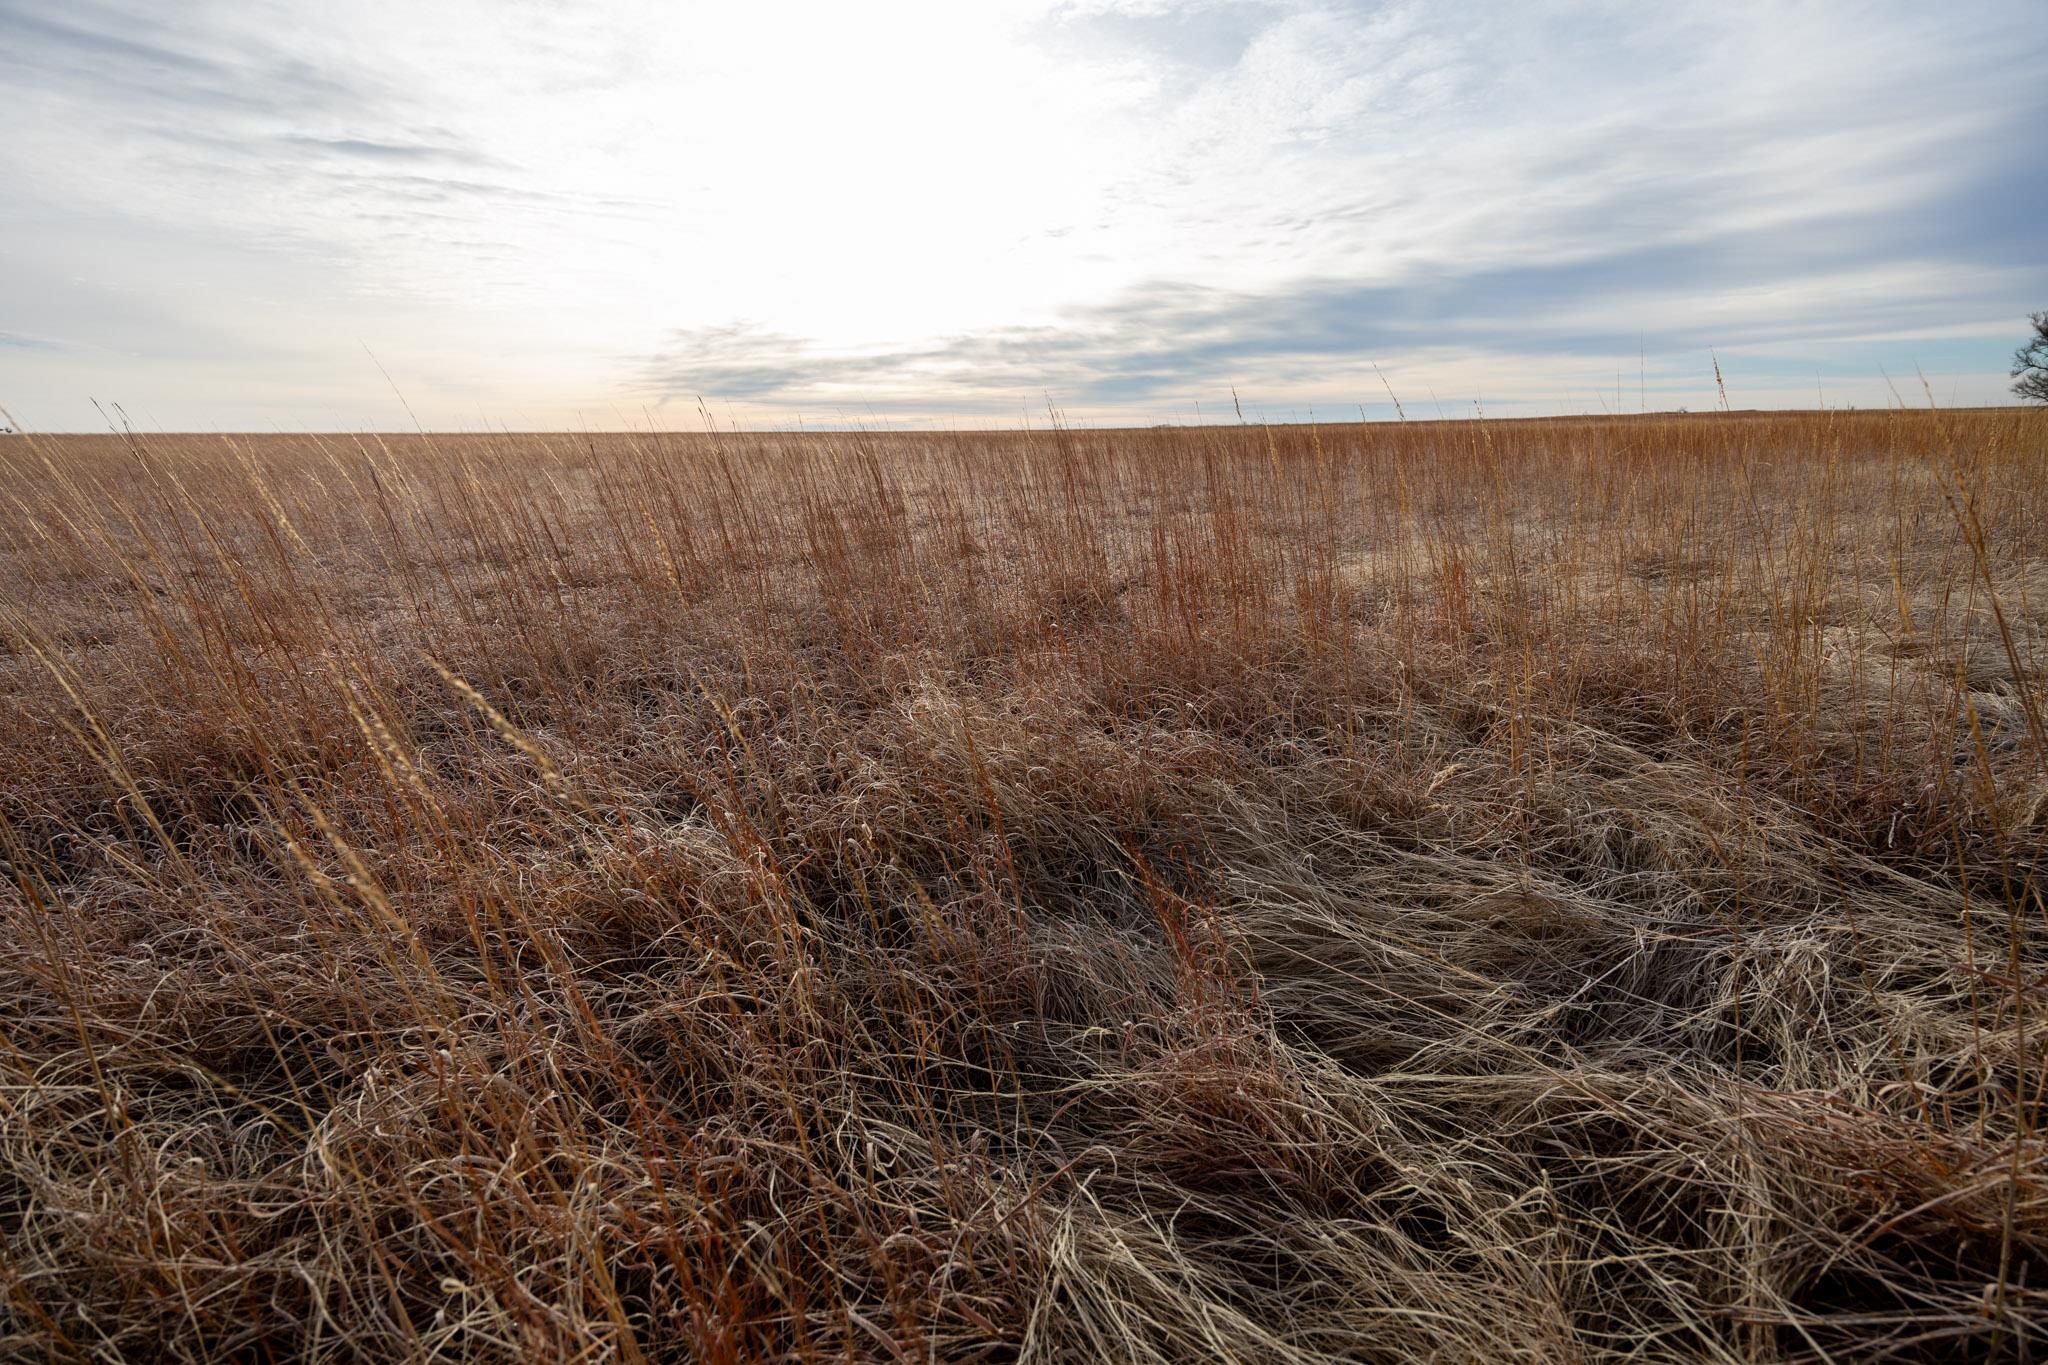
2,408,2046,1361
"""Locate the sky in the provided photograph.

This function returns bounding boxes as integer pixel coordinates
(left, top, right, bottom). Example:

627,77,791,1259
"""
2,0,2044,431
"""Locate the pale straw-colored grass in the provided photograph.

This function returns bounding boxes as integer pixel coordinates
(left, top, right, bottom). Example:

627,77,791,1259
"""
0,408,2041,1360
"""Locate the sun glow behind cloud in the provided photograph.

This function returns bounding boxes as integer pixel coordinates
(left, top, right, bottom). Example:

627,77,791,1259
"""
1,0,2043,429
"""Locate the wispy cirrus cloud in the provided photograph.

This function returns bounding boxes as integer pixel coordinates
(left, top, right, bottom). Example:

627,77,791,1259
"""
278,135,492,164
0,331,72,352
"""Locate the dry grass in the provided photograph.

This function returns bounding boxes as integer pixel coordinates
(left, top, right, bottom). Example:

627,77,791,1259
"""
0,407,2043,1361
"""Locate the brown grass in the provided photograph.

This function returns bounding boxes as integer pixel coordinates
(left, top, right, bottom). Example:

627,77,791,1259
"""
0,407,2043,1361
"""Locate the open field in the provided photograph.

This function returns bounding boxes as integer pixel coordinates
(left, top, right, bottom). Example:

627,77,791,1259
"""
0,409,2045,1360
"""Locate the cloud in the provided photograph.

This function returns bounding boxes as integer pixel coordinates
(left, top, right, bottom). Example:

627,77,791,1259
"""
280,135,487,164
0,0,369,117
0,6,226,80
629,2,2047,418
642,205,2038,411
